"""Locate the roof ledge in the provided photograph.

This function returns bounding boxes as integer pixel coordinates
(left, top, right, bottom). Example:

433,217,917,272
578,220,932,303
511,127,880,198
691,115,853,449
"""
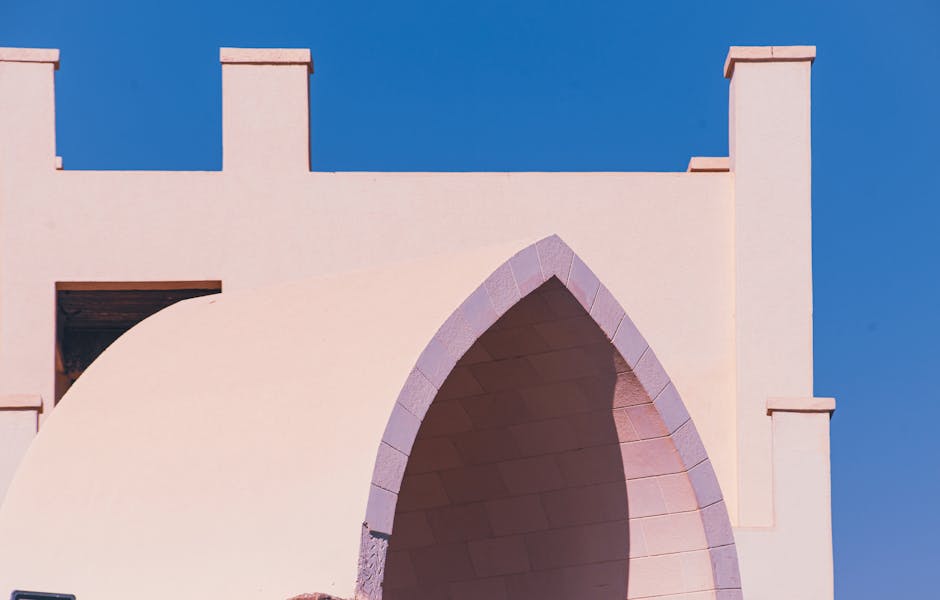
0,47,60,70
220,47,313,73
0,394,43,410
687,157,730,173
766,396,835,415
724,45,816,78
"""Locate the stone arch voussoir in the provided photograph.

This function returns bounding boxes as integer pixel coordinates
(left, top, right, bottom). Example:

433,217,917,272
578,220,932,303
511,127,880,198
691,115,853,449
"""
357,234,741,600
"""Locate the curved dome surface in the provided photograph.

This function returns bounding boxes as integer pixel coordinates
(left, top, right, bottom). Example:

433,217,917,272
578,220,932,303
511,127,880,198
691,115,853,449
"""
0,241,525,600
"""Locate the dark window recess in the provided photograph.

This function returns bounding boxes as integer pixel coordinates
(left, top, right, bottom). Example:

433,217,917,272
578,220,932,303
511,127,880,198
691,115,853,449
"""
55,282,222,402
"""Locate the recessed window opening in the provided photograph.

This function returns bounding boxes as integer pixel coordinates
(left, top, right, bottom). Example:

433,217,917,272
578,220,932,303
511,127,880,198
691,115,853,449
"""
54,281,222,403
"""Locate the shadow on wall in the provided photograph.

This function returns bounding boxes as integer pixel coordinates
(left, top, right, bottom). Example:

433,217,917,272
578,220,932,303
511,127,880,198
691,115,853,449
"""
384,278,634,599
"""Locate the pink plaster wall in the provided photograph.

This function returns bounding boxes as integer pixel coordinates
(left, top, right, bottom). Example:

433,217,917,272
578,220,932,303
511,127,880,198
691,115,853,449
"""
0,45,831,600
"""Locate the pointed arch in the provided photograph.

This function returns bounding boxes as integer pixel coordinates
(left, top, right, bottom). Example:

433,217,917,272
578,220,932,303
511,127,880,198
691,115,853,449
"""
357,235,741,600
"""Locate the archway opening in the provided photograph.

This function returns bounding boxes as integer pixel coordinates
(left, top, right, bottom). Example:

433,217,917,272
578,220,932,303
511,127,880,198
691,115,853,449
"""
364,235,741,600
383,278,638,599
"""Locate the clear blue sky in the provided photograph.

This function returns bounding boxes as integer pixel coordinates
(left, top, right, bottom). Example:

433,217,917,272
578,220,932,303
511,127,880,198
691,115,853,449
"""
3,1,938,597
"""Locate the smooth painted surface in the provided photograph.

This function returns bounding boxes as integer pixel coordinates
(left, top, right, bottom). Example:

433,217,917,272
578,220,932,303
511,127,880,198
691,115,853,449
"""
0,164,739,505
222,56,311,172
0,410,38,501
0,44,827,600
736,409,834,599
730,58,814,527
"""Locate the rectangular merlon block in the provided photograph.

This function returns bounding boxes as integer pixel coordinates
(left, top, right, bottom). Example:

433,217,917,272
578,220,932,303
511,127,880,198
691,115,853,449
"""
221,48,313,172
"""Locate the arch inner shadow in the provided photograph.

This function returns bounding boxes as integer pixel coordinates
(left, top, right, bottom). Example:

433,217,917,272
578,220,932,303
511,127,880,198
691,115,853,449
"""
384,278,638,599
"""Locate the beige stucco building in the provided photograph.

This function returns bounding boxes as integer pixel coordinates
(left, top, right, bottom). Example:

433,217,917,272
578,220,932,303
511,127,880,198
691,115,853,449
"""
0,45,833,600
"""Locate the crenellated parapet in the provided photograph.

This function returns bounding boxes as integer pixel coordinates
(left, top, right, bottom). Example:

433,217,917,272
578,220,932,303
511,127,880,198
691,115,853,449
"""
0,44,832,600
0,48,59,172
